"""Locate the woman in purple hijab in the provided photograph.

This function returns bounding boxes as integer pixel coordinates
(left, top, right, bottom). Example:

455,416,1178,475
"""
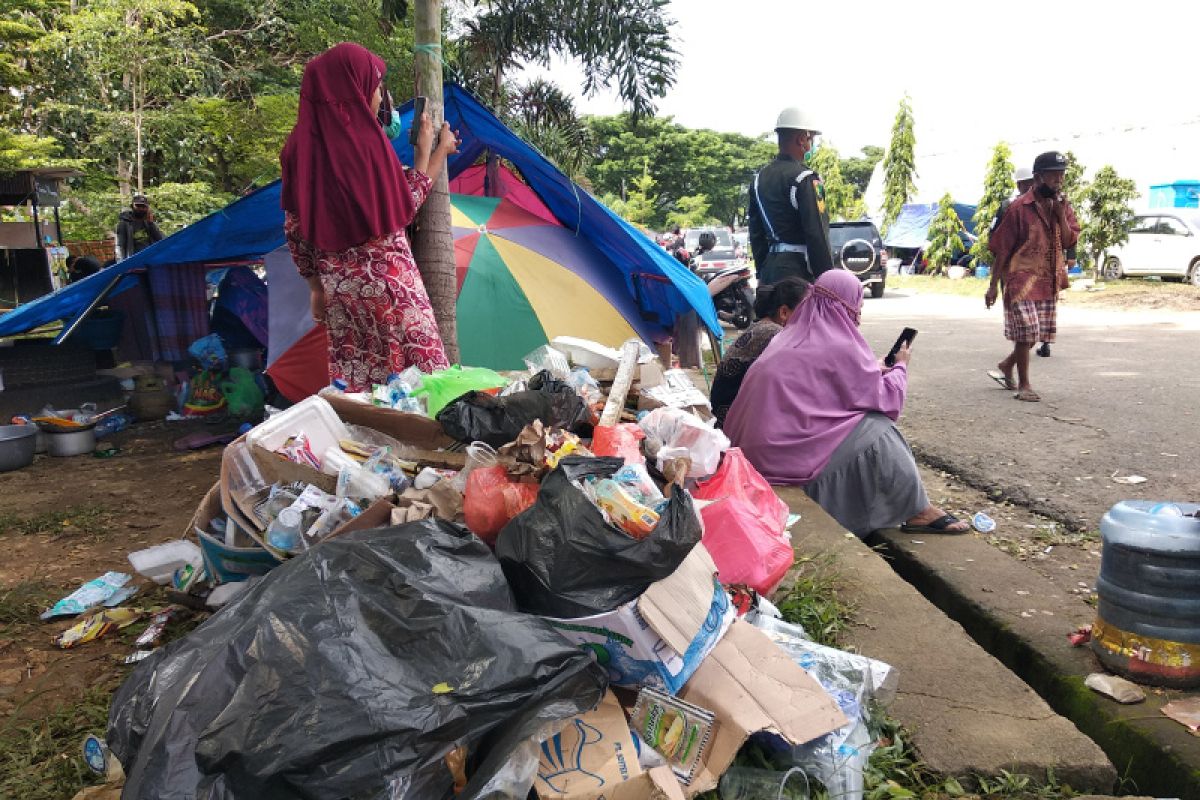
724,269,968,536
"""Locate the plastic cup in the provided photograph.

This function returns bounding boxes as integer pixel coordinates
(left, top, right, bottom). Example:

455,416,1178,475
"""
453,441,499,493
719,766,810,800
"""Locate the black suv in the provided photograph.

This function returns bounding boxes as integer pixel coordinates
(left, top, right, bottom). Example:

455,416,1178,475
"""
829,221,887,298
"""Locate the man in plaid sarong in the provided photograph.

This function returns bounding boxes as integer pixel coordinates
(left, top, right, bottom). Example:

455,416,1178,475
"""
985,151,1080,402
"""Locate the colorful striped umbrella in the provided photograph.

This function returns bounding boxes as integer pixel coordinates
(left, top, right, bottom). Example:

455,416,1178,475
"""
451,193,643,370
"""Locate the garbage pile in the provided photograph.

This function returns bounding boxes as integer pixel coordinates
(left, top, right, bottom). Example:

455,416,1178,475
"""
100,336,899,799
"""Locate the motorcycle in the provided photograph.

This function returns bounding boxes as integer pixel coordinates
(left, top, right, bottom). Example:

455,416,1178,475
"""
694,261,755,329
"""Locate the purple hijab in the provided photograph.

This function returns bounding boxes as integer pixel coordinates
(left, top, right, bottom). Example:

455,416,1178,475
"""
723,269,908,485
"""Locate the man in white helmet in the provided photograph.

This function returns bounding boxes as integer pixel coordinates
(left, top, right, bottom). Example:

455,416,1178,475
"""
747,107,833,287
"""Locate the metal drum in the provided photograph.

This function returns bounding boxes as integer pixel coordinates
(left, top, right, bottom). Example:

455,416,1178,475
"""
1092,500,1200,687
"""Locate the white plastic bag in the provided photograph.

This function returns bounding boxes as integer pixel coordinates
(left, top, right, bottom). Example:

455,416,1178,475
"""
638,406,730,478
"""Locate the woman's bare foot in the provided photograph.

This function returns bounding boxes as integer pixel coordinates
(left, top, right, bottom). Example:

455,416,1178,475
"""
903,505,970,533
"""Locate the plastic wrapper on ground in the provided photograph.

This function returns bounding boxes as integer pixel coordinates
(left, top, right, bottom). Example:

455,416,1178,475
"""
495,456,703,618
106,520,607,800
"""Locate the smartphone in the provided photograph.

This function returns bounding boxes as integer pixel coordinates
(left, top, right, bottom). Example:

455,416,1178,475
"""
408,96,427,145
884,327,918,367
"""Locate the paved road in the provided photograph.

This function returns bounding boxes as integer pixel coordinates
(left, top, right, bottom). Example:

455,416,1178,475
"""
856,288,1200,529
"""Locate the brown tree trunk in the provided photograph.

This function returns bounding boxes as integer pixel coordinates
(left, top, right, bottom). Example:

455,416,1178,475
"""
411,0,459,363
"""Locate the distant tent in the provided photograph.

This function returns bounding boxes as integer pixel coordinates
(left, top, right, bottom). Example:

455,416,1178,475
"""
0,84,718,401
883,202,978,250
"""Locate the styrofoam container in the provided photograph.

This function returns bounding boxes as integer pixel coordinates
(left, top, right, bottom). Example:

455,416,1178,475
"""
550,336,622,371
245,396,349,463
128,540,203,585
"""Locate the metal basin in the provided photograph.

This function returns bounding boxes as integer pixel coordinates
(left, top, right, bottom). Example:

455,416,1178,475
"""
44,427,97,457
0,425,37,472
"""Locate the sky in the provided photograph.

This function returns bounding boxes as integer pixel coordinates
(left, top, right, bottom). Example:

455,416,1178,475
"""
521,0,1200,200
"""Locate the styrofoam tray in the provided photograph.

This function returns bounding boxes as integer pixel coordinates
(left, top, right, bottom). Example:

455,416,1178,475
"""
245,396,349,464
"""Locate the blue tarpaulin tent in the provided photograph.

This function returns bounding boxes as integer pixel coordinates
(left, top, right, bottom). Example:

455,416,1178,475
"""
882,202,978,250
0,85,719,356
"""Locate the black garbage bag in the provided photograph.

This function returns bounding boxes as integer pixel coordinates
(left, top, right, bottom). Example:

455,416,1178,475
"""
436,370,588,447
107,520,607,800
495,456,702,618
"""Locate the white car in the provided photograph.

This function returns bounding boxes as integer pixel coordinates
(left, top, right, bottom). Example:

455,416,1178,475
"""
1103,211,1200,286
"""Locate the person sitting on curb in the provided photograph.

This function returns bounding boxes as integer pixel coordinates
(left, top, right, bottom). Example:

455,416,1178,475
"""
724,270,970,537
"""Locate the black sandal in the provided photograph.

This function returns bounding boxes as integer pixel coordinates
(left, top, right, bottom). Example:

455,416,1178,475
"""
900,514,969,534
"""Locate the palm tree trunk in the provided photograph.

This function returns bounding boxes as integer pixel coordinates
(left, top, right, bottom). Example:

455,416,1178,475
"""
411,0,459,362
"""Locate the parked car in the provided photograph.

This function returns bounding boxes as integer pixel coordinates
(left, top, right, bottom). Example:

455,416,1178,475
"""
829,220,888,297
1103,212,1200,286
683,227,739,268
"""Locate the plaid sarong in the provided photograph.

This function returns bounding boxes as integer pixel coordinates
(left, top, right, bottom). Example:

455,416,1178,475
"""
1004,299,1057,343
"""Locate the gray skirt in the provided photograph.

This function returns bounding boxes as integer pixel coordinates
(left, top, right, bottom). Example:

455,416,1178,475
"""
803,412,928,538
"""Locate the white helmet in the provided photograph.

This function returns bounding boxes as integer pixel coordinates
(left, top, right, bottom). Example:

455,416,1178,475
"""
1014,165,1034,182
774,107,821,135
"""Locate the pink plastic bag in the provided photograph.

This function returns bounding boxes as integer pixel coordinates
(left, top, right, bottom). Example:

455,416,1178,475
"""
694,448,794,595
699,499,794,595
694,448,789,533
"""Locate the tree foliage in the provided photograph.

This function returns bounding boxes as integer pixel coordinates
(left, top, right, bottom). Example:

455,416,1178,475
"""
1077,165,1139,277
664,194,712,230
586,114,775,229
809,143,864,222
881,95,917,234
969,141,1015,266
841,145,884,195
926,193,964,275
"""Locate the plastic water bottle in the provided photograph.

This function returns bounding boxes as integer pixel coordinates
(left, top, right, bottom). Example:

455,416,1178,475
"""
1149,503,1185,517
94,413,132,439
267,507,304,553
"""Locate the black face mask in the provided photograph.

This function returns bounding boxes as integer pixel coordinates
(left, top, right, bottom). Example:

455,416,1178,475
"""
132,208,148,219
1036,184,1057,199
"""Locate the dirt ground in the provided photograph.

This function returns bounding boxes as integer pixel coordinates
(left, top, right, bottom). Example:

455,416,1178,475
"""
0,421,227,798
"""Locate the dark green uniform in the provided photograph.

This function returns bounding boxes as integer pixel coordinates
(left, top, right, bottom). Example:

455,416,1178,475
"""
748,153,833,285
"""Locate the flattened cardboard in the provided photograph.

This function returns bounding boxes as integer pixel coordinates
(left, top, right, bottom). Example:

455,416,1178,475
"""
637,545,719,655
327,498,396,540
678,620,849,795
535,693,642,799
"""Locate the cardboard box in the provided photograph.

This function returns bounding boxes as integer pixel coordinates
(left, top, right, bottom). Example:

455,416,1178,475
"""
535,693,684,800
190,482,281,582
677,620,849,795
320,389,455,452
546,545,736,694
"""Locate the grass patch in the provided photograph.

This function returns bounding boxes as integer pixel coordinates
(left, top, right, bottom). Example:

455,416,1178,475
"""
0,506,114,538
0,581,56,631
774,552,857,647
889,274,989,297
0,684,117,800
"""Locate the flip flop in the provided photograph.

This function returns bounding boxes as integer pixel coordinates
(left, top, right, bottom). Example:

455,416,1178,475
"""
1014,389,1041,402
901,514,970,535
987,370,1016,390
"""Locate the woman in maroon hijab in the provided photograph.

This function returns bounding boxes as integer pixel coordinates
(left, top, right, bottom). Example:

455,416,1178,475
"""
281,42,458,391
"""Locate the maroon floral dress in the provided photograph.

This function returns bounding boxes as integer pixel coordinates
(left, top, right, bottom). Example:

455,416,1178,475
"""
285,169,449,391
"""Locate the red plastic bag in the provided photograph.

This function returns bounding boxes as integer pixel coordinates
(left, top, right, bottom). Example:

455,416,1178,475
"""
591,423,646,465
699,499,794,595
694,448,788,533
464,466,539,546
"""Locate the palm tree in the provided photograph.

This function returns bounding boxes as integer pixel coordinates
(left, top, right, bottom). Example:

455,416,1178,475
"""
505,78,592,179
412,0,679,359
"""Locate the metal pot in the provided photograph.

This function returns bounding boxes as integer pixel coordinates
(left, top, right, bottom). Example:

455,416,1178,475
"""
44,427,97,457
0,425,37,472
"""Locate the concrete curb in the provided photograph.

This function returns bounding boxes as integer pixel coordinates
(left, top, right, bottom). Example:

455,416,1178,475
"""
775,488,1117,791
874,528,1200,798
